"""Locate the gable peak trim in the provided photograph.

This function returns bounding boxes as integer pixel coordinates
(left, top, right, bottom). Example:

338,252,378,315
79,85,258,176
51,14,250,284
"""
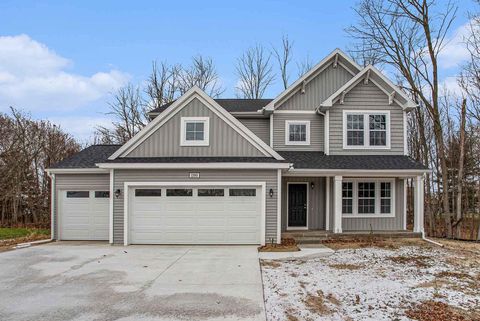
264,48,362,111
108,86,284,160
319,65,417,110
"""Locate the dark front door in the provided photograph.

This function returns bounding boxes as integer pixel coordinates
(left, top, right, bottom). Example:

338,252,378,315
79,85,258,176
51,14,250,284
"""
288,183,307,228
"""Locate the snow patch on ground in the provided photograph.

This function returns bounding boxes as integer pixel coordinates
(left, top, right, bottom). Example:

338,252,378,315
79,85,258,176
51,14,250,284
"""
261,245,480,321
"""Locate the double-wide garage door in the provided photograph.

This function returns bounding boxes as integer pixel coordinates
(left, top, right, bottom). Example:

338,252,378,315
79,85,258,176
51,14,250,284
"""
129,185,262,244
59,190,109,240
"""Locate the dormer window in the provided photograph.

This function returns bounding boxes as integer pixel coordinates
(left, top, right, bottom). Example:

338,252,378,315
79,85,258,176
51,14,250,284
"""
285,120,310,145
343,111,390,149
181,117,209,146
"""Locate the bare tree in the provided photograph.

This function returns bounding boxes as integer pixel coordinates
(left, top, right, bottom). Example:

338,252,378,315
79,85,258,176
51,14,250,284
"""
0,108,79,226
347,0,458,237
235,45,275,99
145,61,181,110
179,55,224,97
296,55,313,77
95,84,146,144
272,35,294,89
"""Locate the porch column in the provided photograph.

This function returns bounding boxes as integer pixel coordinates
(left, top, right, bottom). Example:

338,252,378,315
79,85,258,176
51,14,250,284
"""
413,175,425,234
333,175,343,233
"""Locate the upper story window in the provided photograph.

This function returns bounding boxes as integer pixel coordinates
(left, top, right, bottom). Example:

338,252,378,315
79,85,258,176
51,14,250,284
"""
343,111,390,149
181,117,209,146
285,120,310,145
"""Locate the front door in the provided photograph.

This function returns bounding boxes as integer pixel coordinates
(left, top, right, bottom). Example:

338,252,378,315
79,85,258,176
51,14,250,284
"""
288,183,307,228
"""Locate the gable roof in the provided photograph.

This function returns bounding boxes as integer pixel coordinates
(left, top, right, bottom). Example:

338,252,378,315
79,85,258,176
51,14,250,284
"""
264,48,362,111
149,98,272,116
49,145,121,169
320,65,418,110
109,86,284,160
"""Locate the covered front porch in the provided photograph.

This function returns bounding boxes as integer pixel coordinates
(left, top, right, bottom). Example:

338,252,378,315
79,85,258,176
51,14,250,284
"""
280,172,426,238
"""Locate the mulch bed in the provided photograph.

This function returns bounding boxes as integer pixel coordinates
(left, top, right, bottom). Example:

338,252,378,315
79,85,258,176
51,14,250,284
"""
258,238,300,252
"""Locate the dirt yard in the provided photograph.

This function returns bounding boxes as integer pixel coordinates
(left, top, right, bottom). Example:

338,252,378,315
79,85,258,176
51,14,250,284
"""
261,238,480,321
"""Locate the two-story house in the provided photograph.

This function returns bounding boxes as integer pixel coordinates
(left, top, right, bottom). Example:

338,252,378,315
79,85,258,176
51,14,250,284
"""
46,49,428,245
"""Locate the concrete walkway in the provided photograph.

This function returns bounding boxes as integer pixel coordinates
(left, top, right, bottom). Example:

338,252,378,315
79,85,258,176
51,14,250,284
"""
0,242,266,321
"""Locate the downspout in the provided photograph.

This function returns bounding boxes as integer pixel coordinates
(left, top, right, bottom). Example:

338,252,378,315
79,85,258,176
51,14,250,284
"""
47,171,55,241
422,232,444,247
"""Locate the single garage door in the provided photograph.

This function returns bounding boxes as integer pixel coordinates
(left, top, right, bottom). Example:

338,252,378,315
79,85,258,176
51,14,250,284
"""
129,185,262,244
59,190,109,240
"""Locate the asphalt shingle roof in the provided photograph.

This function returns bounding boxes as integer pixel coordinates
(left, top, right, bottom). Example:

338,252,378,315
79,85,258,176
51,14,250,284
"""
50,145,428,171
279,151,428,170
149,98,273,115
50,145,121,168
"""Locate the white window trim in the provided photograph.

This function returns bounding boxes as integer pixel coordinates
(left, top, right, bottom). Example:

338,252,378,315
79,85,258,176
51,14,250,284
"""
180,117,210,146
342,110,391,150
285,120,311,145
341,178,395,218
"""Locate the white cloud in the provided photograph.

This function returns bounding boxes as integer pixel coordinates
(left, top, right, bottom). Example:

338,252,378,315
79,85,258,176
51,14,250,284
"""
440,76,465,97
0,34,129,111
438,22,471,69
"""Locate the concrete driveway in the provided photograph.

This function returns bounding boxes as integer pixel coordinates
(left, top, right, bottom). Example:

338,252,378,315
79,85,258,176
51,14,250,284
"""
0,242,266,321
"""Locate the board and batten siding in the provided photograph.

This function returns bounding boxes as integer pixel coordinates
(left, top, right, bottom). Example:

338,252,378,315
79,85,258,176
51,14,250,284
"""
113,169,278,245
329,82,405,155
126,98,265,157
53,174,110,239
277,64,353,111
237,118,270,144
341,178,405,231
273,114,324,151
281,177,326,231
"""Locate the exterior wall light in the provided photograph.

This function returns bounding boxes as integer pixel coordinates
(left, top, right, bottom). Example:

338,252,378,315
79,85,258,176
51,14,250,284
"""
115,189,121,198
269,188,274,197
311,182,315,190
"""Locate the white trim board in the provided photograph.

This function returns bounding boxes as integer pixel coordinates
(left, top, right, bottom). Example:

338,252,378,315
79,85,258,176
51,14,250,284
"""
123,181,267,246
46,168,109,174
109,86,284,160
286,182,309,230
97,162,291,169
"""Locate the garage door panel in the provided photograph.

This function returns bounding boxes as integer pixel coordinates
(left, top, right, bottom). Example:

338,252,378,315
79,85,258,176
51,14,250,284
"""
130,185,262,244
59,190,109,241
227,216,258,227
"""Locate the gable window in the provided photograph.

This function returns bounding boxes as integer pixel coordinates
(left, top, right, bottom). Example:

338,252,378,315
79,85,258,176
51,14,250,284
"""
342,179,395,217
181,117,209,146
343,111,390,149
285,120,310,145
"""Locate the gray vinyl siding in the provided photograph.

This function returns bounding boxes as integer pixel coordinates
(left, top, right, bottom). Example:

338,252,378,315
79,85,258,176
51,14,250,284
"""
342,178,405,231
53,174,110,240
281,177,326,231
329,82,405,155
237,118,270,144
272,114,324,151
113,169,278,245
277,64,353,110
127,98,265,157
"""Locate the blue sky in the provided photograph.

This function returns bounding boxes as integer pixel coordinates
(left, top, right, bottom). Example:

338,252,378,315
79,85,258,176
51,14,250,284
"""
0,0,475,141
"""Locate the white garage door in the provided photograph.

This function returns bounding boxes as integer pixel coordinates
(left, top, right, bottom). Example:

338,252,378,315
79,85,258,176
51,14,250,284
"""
129,185,262,244
59,190,109,240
